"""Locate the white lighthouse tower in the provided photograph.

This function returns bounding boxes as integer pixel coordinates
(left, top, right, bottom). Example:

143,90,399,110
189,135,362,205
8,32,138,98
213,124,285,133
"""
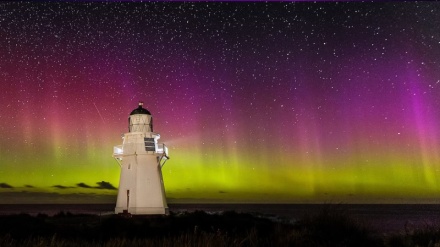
113,102,169,215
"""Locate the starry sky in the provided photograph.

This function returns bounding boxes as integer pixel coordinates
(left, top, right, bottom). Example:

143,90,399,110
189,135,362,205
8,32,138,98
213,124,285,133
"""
1,2,440,204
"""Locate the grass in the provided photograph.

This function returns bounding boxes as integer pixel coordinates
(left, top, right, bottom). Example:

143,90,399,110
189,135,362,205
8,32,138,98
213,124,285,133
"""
0,206,438,246
386,224,440,247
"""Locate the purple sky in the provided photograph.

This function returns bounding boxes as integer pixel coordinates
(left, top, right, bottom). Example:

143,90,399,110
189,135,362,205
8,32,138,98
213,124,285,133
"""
1,2,440,203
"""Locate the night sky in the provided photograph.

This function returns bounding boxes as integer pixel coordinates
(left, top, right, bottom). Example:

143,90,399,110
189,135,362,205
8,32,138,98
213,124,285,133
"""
1,2,440,204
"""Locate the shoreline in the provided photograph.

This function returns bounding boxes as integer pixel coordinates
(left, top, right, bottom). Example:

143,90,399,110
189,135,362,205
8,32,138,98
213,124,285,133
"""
0,207,439,246
1,203,440,234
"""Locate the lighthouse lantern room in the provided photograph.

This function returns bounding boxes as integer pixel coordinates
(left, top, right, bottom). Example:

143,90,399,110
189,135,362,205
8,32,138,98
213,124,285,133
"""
113,102,169,215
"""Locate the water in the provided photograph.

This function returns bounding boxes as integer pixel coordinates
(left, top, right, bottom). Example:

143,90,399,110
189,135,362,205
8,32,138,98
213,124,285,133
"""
0,204,114,216
172,204,440,234
1,203,440,234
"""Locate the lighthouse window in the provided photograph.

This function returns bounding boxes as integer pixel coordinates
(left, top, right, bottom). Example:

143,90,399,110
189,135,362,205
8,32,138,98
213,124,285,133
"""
128,164,131,169
144,137,156,151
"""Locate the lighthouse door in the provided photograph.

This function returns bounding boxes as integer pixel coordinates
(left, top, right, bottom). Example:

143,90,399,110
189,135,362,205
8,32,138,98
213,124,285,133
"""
126,190,130,210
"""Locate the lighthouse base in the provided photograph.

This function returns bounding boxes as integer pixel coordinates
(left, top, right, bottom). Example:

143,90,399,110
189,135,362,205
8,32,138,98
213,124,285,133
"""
115,206,169,215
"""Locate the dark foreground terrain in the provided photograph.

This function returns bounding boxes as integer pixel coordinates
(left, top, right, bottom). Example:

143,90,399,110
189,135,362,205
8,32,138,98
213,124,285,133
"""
0,207,439,247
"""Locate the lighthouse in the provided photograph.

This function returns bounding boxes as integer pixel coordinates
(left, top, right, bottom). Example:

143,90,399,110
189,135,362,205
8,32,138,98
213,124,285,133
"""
113,102,169,215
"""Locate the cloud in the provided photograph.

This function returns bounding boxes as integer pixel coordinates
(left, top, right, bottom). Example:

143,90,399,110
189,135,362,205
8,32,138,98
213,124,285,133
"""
76,183,92,188
52,185,75,189
95,181,117,190
0,183,13,188
76,181,117,190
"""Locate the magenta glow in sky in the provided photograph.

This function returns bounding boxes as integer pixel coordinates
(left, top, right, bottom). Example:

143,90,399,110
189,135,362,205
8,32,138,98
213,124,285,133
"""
1,2,440,203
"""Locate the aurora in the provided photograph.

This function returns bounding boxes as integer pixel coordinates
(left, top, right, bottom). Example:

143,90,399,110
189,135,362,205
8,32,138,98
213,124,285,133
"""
1,2,440,204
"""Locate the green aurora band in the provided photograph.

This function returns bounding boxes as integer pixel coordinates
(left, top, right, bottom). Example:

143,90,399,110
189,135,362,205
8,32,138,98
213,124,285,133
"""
1,2,440,203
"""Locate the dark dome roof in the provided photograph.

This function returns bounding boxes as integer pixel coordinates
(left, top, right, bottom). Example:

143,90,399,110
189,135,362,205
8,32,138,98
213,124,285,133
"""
130,102,151,115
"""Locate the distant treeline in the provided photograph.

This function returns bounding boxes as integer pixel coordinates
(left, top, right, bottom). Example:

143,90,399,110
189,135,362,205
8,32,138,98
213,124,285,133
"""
0,207,438,247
